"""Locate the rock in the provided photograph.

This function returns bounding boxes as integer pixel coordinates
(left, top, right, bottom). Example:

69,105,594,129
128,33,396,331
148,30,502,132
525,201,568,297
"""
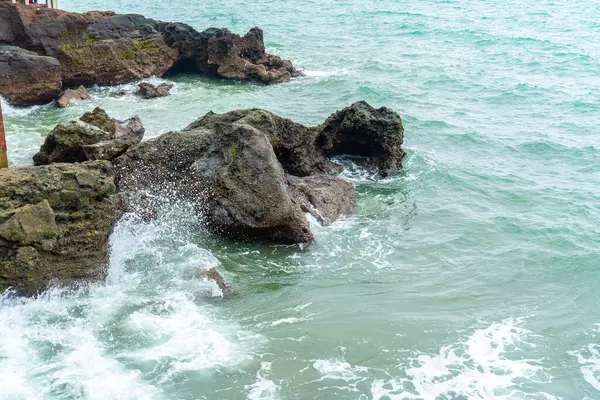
0,45,62,105
191,123,313,243
158,24,302,83
0,200,58,245
115,101,404,244
0,161,120,296
286,174,356,226
137,82,174,99
316,101,406,177
201,267,229,294
56,85,91,108
34,107,144,165
0,3,300,88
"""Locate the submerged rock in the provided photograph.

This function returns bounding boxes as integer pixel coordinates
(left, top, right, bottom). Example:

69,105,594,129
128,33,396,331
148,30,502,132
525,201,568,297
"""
137,82,174,99
33,107,144,165
115,101,403,244
0,45,62,105
0,161,120,296
56,85,91,108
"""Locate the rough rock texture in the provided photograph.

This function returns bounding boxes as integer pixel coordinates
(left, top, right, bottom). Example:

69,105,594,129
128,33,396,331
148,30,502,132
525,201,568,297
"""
317,101,406,177
0,45,62,105
56,85,91,108
137,82,173,99
286,174,356,226
0,161,120,296
34,107,144,165
0,3,300,93
114,101,403,243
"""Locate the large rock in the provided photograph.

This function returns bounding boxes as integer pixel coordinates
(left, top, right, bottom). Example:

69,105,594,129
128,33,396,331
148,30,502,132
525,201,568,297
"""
316,101,406,177
0,161,120,296
0,3,300,92
34,107,144,165
0,45,62,105
114,101,403,244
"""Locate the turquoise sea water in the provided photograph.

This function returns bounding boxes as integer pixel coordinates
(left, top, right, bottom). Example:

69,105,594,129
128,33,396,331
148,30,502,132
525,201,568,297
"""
1,0,600,398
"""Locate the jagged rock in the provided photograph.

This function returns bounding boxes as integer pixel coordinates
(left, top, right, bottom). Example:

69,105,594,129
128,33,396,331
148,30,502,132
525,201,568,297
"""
115,101,403,244
33,107,144,165
316,101,406,177
56,85,91,108
286,174,356,226
0,45,62,105
0,3,300,91
137,82,174,99
0,161,120,296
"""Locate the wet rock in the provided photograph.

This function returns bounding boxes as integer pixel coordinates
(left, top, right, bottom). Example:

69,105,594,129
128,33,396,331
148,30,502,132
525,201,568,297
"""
137,82,174,99
56,85,91,108
0,45,62,105
286,174,356,226
0,161,120,296
33,107,144,165
316,101,406,177
0,3,300,87
191,123,313,243
202,267,229,294
115,101,404,244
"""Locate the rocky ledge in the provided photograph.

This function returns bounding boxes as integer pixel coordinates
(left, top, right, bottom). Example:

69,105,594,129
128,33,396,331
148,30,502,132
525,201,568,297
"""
0,3,301,105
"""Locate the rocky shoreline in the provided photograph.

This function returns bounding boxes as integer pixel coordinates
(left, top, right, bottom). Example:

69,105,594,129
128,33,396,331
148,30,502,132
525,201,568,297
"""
0,2,301,106
0,3,406,296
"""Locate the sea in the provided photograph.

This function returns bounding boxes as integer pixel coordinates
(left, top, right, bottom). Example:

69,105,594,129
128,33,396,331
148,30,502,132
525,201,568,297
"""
1,0,599,398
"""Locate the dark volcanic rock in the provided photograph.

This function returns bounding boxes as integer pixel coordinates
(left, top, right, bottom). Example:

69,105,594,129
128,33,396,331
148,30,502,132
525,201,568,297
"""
0,3,300,89
317,101,406,177
0,161,120,296
137,82,174,99
34,107,144,165
0,46,62,105
56,85,91,108
115,101,403,244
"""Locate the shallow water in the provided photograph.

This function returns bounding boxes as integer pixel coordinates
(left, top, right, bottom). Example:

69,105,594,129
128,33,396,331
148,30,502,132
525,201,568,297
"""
1,0,600,398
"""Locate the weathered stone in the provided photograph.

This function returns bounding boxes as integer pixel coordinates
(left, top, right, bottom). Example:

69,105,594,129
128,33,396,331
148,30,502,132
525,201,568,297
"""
286,174,356,226
34,108,145,165
0,3,300,90
137,82,174,99
0,161,120,296
115,101,404,244
317,101,406,177
0,45,62,105
56,85,91,108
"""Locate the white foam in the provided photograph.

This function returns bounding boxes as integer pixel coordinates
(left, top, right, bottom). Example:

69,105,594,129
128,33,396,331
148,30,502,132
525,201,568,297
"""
369,318,555,400
571,324,600,392
246,362,279,400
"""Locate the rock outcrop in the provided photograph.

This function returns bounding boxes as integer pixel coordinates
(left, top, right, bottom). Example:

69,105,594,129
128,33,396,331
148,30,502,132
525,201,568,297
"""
137,82,174,99
0,161,120,296
114,101,404,243
0,45,62,105
0,3,301,104
56,85,91,108
34,107,144,165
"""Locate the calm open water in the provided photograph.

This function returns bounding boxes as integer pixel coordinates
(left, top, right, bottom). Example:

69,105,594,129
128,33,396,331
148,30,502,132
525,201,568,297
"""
1,0,600,398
